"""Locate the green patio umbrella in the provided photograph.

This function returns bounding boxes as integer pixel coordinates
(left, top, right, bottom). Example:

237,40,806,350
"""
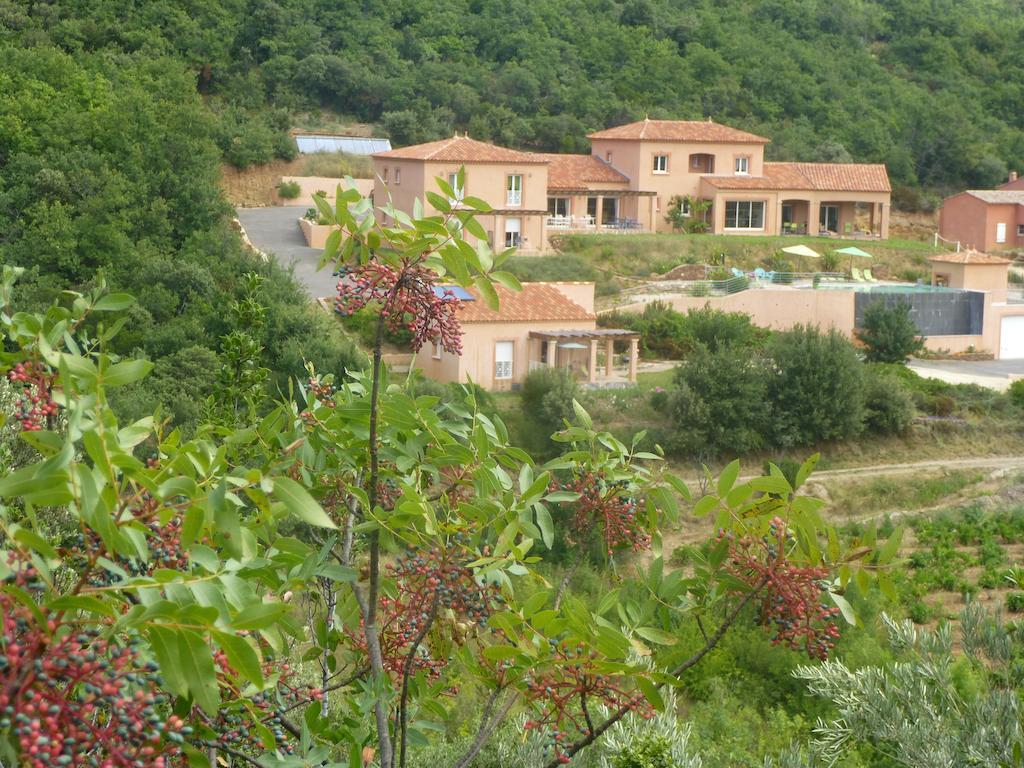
835,246,872,274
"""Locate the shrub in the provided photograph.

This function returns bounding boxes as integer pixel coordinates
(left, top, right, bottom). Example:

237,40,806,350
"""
766,325,865,445
682,304,762,353
820,251,841,272
1006,592,1024,612
863,369,916,435
277,180,301,199
666,346,770,456
856,300,925,363
649,387,669,412
927,394,956,417
612,734,678,768
1009,379,1024,408
521,367,579,433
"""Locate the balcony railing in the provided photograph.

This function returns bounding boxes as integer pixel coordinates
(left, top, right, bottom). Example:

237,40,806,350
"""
546,215,643,232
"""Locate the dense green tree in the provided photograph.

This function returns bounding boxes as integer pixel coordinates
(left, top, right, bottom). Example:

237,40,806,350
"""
856,300,926,364
765,325,865,446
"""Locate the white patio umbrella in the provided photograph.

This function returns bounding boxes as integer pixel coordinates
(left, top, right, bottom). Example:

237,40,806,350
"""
781,244,821,272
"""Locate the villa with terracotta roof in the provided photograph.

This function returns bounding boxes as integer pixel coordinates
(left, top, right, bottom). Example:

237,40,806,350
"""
938,173,1024,251
414,282,640,390
370,119,892,254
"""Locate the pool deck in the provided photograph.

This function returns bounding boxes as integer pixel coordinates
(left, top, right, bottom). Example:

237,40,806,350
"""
908,359,1024,391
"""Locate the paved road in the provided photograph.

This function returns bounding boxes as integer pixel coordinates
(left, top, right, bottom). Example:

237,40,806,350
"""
236,207,337,298
908,358,1024,391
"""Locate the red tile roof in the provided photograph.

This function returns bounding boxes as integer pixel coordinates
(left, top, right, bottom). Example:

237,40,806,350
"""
963,190,1024,204
587,119,770,144
928,249,1013,265
702,162,891,193
372,135,545,164
534,153,630,189
458,283,595,324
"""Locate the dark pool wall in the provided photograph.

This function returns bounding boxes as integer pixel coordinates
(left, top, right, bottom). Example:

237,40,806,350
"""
854,290,984,336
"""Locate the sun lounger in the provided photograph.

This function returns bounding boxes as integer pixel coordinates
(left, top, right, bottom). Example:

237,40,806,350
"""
851,267,866,282
863,269,878,282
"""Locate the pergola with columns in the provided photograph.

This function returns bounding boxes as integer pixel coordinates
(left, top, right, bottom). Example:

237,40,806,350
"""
528,328,641,384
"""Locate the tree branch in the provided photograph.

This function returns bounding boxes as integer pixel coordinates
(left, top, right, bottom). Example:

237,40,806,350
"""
451,688,517,768
542,576,769,768
398,590,441,768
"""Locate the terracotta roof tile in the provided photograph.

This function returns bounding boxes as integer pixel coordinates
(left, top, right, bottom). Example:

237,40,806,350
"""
702,162,891,192
928,249,1013,265
964,190,1024,204
458,283,595,323
533,154,630,189
372,135,545,164
588,119,769,144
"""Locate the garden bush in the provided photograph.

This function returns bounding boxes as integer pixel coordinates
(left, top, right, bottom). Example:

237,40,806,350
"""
863,368,916,435
1010,379,1024,408
1005,592,1024,612
765,325,865,445
666,346,770,456
856,300,924,363
521,366,580,433
277,179,302,199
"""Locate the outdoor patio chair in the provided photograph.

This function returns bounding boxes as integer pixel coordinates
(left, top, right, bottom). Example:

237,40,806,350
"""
754,267,767,281
864,269,879,282
851,267,866,282
731,267,745,278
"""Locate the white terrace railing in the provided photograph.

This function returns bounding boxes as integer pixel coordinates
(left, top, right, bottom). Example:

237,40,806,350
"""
546,215,644,232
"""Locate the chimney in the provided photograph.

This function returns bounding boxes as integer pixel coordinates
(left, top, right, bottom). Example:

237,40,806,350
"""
1010,171,1019,183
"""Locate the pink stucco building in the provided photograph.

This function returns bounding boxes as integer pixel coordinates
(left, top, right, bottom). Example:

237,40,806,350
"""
938,177,1024,252
371,120,892,254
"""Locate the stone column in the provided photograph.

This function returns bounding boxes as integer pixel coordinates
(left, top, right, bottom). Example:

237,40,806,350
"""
546,339,558,369
596,196,603,228
588,338,598,384
605,338,614,378
880,202,890,240
628,338,639,383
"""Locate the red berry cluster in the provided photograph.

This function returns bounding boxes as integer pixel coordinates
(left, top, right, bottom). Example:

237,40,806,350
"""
523,640,653,764
335,262,463,354
7,362,59,431
0,559,187,768
350,546,499,680
199,652,322,758
720,517,841,659
307,376,336,407
553,473,650,556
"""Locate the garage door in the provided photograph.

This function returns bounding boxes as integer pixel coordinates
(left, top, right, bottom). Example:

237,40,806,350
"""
1000,316,1024,359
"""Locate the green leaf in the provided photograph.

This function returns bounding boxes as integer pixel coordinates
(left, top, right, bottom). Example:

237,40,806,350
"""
829,591,857,626
636,677,665,711
634,626,677,645
93,293,135,312
273,477,336,528
473,275,499,310
104,359,153,387
482,645,520,661
877,525,905,565
717,460,740,496
179,629,220,714
214,631,264,687
750,475,792,495
534,504,554,549
489,270,522,292
692,495,718,518
233,603,290,631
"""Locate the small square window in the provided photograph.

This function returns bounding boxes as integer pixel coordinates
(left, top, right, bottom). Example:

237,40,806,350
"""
382,167,388,183
734,156,749,175
1018,224,1024,237
432,341,442,360
653,155,668,173
394,168,401,185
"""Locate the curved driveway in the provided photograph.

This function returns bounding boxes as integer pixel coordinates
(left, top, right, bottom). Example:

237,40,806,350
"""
236,207,338,299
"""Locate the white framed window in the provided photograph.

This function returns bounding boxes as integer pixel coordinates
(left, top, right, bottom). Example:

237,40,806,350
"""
447,172,464,205
681,198,691,216
394,168,401,185
504,217,521,247
547,197,569,217
432,341,442,360
382,167,388,183
506,174,522,206
734,156,750,175
996,222,1007,244
724,200,765,229
494,341,514,380
653,155,668,173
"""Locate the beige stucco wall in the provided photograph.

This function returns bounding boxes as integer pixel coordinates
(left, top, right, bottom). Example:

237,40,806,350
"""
590,138,768,233
931,261,1009,292
547,282,596,313
611,290,856,335
420,318,597,391
298,217,339,249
